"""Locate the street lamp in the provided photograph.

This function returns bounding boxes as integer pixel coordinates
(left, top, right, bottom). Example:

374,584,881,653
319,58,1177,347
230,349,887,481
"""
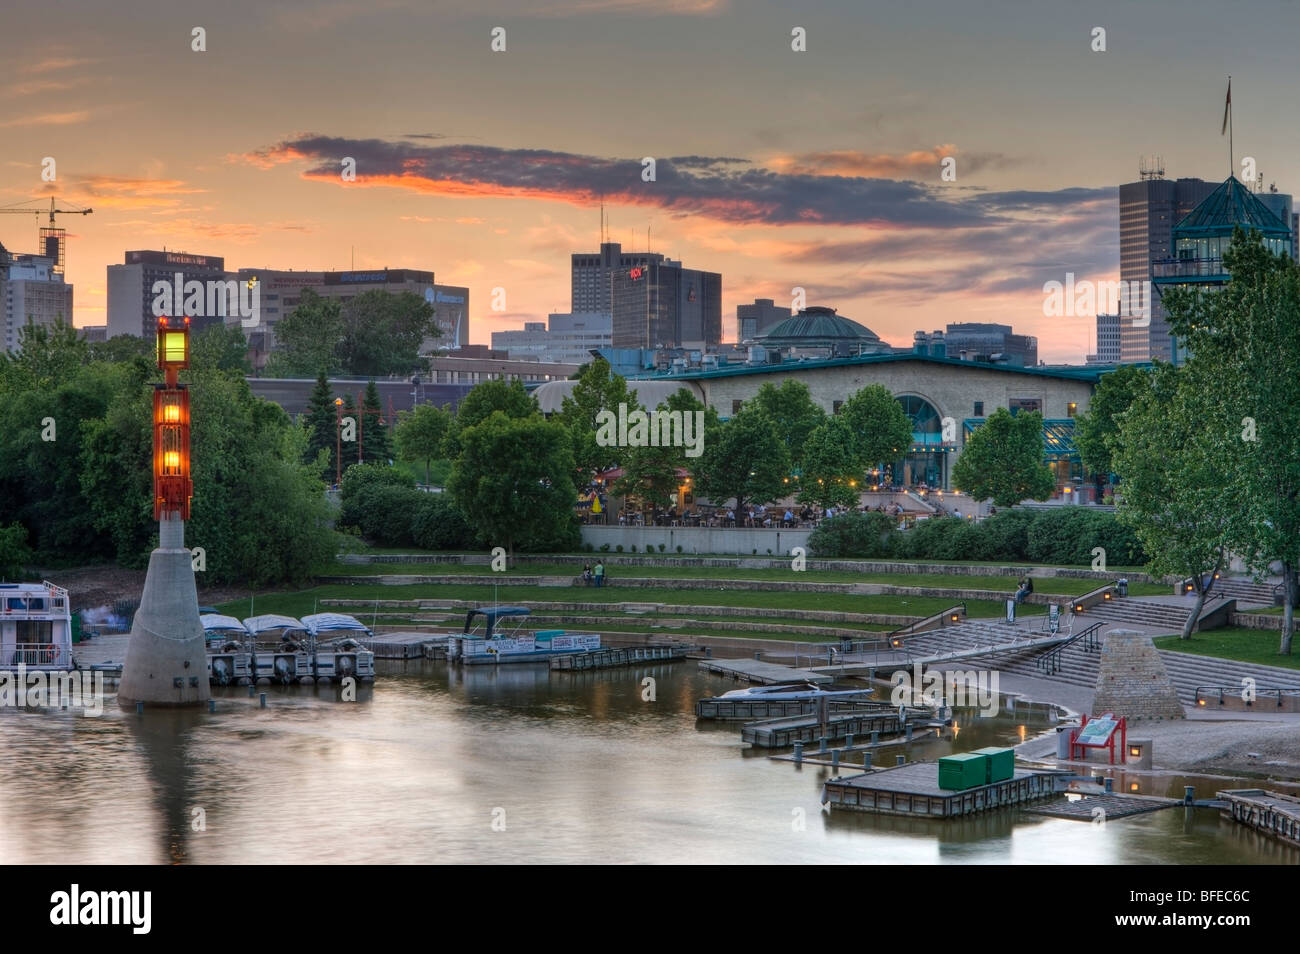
334,398,343,487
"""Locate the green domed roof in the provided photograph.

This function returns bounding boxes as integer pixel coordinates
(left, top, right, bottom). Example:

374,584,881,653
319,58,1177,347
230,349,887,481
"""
1175,176,1290,237
758,307,880,344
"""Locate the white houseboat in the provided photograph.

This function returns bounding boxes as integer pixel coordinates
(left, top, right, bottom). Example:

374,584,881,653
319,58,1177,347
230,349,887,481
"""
446,607,601,666
301,613,376,682
0,581,74,671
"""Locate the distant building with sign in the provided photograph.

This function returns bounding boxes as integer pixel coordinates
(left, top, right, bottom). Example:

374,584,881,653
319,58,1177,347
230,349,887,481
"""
107,249,229,339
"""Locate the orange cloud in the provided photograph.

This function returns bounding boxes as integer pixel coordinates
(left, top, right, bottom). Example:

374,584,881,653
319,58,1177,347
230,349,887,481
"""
0,111,90,128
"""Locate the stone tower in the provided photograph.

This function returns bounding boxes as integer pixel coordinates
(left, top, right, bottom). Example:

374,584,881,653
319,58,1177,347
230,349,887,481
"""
1092,629,1184,720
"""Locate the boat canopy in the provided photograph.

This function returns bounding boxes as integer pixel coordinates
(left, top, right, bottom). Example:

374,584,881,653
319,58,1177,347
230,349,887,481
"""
301,613,373,637
242,614,307,635
464,606,531,636
200,614,249,634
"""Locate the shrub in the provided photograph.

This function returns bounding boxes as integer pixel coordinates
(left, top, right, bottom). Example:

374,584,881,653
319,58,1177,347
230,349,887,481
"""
676,545,683,554
616,545,623,553
807,512,899,558
600,543,610,552
630,545,637,552
410,494,474,551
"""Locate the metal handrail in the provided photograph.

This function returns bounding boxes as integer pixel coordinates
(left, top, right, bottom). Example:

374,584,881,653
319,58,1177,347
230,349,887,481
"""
1035,622,1103,675
887,602,966,640
5,642,73,667
1194,685,1300,708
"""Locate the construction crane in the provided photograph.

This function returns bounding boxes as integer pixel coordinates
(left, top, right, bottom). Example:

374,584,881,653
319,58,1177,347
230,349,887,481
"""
0,196,93,276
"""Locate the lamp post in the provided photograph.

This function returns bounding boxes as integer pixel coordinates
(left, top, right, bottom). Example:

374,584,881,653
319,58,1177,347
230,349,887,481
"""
334,398,343,487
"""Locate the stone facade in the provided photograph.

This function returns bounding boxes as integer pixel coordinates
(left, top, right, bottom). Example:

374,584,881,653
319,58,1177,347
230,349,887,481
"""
1092,629,1184,720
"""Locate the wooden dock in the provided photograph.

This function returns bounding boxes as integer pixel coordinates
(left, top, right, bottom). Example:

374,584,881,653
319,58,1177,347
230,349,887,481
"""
822,761,1064,817
550,645,688,671
742,710,903,748
1217,789,1300,849
1023,792,1181,821
364,631,442,660
697,658,832,686
696,697,884,721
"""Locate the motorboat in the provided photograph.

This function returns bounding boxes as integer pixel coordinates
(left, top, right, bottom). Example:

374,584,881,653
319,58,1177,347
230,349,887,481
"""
718,682,874,702
301,613,376,682
243,614,313,685
201,613,252,686
446,606,601,666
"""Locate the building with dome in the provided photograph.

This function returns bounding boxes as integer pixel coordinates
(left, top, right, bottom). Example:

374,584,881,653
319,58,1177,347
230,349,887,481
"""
1151,175,1294,364
754,306,893,359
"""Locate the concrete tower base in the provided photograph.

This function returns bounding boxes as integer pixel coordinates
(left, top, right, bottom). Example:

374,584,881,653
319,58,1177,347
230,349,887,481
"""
118,517,210,707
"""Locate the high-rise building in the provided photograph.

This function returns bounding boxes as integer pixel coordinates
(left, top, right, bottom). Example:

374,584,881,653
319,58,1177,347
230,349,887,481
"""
107,249,230,339
491,312,612,364
609,257,721,349
1118,173,1217,362
1087,313,1121,364
572,241,720,349
737,298,791,342
1,241,74,353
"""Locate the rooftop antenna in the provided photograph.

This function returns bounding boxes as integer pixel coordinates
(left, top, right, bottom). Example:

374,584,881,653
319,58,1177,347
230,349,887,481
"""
1138,155,1165,181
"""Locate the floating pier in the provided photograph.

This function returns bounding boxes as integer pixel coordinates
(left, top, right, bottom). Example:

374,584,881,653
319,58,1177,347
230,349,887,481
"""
822,761,1065,817
364,631,442,660
550,645,688,671
1217,789,1300,848
697,658,832,686
742,710,903,748
695,697,887,721
1023,792,1181,821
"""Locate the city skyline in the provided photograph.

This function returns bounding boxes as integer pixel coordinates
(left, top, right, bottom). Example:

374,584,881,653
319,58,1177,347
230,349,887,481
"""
3,0,1297,362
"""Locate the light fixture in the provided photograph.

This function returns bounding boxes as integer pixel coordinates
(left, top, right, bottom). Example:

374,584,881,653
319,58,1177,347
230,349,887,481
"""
1129,782,1140,792
1129,746,1141,758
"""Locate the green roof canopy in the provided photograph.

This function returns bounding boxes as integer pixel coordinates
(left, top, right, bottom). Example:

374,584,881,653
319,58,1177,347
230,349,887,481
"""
1174,176,1290,238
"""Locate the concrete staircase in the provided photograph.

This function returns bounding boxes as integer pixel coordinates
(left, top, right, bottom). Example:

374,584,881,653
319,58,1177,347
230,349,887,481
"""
1076,599,1192,633
1206,578,1278,607
899,618,1300,706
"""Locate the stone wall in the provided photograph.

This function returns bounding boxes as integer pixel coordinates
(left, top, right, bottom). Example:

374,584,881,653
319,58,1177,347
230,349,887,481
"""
1092,629,1185,720
580,525,809,556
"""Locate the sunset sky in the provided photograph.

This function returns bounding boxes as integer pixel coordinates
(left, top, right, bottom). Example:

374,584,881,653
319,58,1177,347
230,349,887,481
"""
2,0,1297,362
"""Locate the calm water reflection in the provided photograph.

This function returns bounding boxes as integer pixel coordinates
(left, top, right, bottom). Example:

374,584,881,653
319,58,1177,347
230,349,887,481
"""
0,662,1294,864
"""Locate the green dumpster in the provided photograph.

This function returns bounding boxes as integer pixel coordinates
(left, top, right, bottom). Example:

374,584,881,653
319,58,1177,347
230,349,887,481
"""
971,746,1015,783
938,752,988,791
71,613,83,644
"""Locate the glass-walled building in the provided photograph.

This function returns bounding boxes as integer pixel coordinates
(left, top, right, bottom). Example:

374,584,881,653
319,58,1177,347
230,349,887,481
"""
1152,176,1293,364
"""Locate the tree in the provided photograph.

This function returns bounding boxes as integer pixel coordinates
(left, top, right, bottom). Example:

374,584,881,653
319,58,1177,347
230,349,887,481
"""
338,290,438,377
87,334,153,364
749,380,825,471
952,408,1055,507
799,416,861,509
1164,229,1300,654
694,408,790,514
555,357,637,478
447,411,578,560
839,385,913,472
612,389,715,512
303,371,338,482
395,403,451,485
0,522,32,580
443,378,538,458
1075,364,1150,481
361,380,392,463
264,288,343,377
190,323,252,375
1110,364,1230,638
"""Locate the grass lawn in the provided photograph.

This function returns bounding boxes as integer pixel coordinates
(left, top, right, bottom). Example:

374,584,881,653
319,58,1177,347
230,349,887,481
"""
1153,627,1300,671
318,560,1159,596
217,583,1043,623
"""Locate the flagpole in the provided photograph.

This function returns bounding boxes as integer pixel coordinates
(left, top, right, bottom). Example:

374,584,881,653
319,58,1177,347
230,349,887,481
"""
1222,75,1232,176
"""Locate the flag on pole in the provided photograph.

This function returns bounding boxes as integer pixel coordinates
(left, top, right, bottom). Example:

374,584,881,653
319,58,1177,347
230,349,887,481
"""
1221,78,1232,135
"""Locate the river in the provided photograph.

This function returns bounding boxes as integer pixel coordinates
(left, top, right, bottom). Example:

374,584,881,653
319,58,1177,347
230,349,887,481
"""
0,662,1294,864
